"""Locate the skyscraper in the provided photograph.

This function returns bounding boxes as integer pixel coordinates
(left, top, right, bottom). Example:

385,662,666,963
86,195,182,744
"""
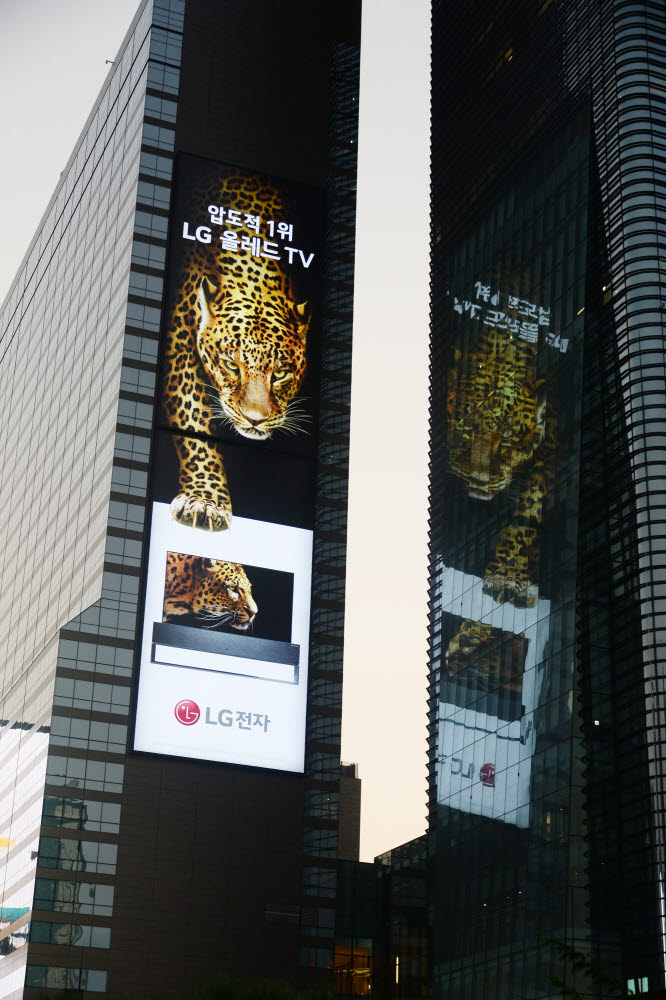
430,1,666,996
0,0,360,995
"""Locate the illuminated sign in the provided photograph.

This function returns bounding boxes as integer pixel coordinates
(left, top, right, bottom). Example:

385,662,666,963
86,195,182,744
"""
133,157,322,772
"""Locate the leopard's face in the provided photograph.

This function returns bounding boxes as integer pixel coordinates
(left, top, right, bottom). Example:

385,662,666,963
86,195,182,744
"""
197,558,258,630
164,553,258,630
446,339,545,499
197,275,309,441
446,621,495,674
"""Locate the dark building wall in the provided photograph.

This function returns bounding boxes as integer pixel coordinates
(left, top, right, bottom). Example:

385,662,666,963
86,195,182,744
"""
338,763,361,862
177,0,360,186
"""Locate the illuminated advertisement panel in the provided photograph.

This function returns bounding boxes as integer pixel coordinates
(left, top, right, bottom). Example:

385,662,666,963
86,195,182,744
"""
133,156,322,772
437,275,575,827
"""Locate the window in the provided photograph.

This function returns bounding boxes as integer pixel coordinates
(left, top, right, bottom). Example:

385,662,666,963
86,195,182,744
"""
56,639,134,679
145,95,178,123
46,755,124,793
42,796,121,834
123,333,160,362
131,239,166,268
26,966,107,992
301,906,335,938
119,363,156,397
117,399,154,430
142,123,175,151
113,432,151,463
136,181,171,213
30,922,111,948
53,678,131,716
139,151,173,181
302,866,336,898
303,827,337,857
299,946,332,969
134,210,169,240
110,465,148,497
38,838,118,875
34,879,114,916
49,716,128,754
147,61,180,95
304,789,339,820
149,27,182,66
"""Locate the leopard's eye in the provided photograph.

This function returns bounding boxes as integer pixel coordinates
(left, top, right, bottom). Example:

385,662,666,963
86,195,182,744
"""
223,357,239,374
227,587,239,600
272,367,292,385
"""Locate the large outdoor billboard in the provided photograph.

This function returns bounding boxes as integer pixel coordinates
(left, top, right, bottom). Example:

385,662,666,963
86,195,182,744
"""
133,156,322,772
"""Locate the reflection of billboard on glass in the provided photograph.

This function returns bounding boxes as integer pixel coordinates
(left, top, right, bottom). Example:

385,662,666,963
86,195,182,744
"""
436,560,550,828
436,276,567,827
133,156,322,772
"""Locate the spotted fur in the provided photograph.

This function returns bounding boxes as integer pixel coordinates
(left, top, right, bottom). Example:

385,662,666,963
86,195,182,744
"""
163,552,257,631
446,620,526,694
164,171,311,531
446,326,555,608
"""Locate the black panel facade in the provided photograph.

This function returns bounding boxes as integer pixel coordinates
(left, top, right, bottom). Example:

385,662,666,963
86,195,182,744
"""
430,1,666,997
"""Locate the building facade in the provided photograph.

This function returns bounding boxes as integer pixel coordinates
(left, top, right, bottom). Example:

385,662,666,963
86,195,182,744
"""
334,835,428,1000
430,0,666,996
0,0,360,995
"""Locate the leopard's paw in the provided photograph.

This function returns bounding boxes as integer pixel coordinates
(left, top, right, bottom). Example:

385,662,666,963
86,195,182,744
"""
483,573,538,608
170,494,232,532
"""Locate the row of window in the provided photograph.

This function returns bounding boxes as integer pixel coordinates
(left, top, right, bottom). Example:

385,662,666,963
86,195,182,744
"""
120,362,157,397
43,796,121,834
46,755,124,794
53,678,131,716
49,716,127,755
26,966,107,992
38,837,118,875
34,878,114,917
30,921,111,949
108,498,146,532
110,463,149,496
57,638,134,679
67,596,138,637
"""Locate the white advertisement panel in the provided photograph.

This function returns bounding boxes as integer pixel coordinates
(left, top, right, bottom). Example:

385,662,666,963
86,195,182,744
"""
134,505,312,772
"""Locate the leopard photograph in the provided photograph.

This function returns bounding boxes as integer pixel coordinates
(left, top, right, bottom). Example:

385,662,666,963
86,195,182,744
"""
161,160,317,532
446,619,528,699
444,319,558,677
162,551,258,632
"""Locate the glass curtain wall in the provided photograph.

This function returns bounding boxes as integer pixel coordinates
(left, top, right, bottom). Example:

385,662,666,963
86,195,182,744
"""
430,0,666,995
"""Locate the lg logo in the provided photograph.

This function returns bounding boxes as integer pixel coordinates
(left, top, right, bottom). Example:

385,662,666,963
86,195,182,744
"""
174,700,200,726
479,763,495,787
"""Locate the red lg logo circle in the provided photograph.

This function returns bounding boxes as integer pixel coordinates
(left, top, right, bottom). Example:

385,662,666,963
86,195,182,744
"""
480,763,495,787
175,700,200,725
